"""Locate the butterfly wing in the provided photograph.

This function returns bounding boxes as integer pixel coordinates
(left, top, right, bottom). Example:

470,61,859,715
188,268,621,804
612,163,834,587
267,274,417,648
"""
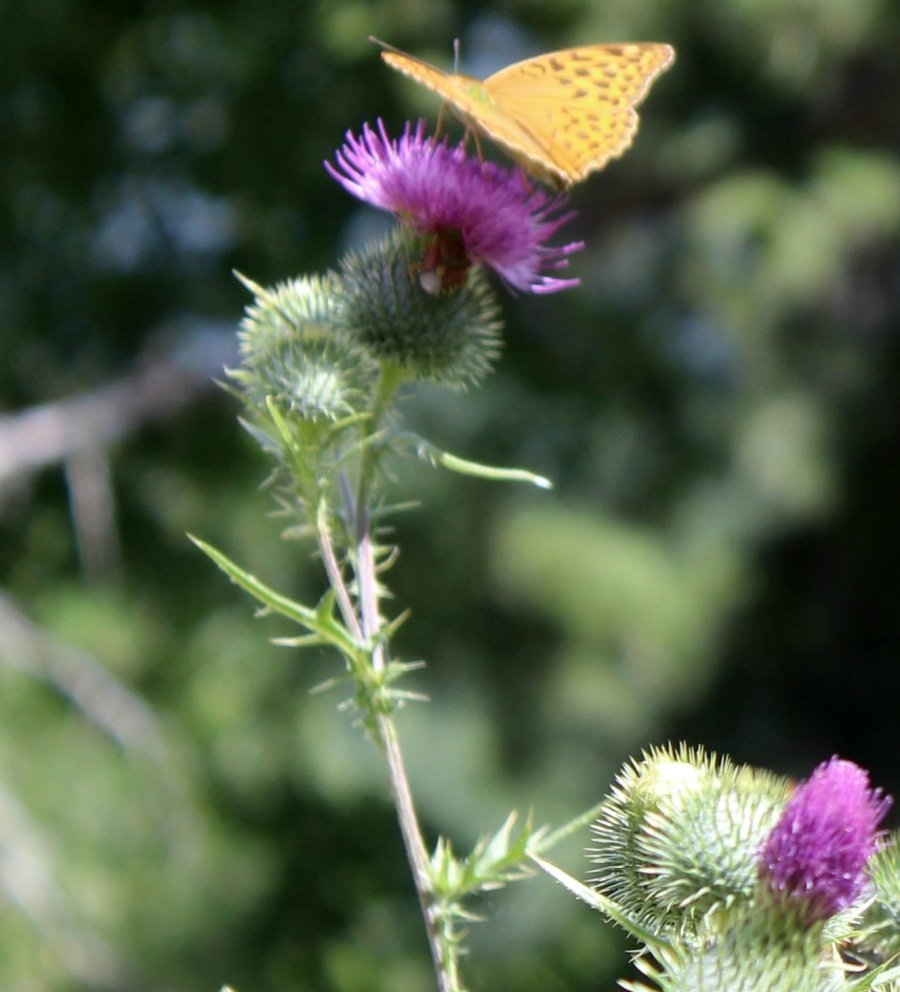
379,50,555,165
379,43,675,189
379,50,461,102
483,44,675,186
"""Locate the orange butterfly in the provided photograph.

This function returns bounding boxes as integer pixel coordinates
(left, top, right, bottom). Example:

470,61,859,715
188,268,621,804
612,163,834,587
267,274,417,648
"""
373,37,675,189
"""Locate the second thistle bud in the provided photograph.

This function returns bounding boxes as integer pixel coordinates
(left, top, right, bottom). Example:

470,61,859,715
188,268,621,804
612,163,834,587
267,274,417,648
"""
235,272,377,422
588,746,791,937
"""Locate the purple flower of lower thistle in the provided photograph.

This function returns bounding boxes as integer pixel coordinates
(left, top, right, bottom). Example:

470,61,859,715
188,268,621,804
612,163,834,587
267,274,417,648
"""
758,757,892,923
326,120,583,295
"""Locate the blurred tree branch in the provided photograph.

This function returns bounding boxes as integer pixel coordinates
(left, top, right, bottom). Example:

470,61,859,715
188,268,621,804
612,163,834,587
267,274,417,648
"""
0,324,236,579
0,590,162,755
0,778,137,991
0,324,235,487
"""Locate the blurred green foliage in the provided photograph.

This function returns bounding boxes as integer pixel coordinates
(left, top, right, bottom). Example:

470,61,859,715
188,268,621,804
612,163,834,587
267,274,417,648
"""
1,0,898,989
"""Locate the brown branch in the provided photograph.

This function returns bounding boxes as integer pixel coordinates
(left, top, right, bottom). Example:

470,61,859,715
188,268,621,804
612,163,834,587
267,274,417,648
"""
0,591,162,754
0,328,234,485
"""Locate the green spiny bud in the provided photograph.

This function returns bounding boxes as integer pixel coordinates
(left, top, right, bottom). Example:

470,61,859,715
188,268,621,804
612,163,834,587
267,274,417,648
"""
234,272,377,421
637,763,789,931
857,832,900,961
336,228,503,389
588,745,717,935
588,745,790,938
622,907,847,992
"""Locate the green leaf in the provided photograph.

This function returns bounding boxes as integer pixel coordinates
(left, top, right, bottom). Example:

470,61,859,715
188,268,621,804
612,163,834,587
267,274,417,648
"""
533,800,606,852
850,961,900,992
528,853,663,948
431,813,537,904
189,535,359,657
474,812,533,881
411,436,553,489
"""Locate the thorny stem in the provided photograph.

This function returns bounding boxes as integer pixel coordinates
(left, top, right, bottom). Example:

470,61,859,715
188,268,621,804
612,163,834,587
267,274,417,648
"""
356,361,405,515
315,501,362,642
378,701,451,992
355,509,450,991
342,364,455,992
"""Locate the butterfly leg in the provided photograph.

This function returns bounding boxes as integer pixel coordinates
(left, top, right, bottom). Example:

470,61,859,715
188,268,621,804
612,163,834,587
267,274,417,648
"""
468,127,485,163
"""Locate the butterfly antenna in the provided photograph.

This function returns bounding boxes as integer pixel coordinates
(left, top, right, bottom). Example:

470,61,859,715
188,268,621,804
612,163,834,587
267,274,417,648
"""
452,37,461,73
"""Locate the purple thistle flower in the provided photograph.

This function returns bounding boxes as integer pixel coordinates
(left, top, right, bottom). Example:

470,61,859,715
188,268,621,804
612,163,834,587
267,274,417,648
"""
326,120,583,295
758,757,892,923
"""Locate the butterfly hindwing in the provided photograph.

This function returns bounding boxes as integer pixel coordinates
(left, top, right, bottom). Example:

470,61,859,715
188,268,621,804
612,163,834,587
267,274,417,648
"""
483,44,674,184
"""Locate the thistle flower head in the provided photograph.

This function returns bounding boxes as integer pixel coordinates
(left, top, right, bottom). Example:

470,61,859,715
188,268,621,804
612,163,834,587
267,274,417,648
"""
336,228,502,387
758,757,892,924
326,120,583,295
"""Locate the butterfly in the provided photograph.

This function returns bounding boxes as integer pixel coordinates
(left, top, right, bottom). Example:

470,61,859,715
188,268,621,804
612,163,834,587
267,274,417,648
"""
372,37,675,190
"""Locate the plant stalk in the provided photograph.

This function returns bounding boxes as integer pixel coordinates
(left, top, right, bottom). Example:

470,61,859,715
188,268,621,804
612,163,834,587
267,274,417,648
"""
355,502,453,992
340,364,456,992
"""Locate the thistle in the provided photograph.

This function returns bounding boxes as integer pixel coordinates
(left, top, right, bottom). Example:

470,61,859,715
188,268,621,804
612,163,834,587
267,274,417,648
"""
197,113,593,992
326,119,583,295
234,272,377,422
588,745,790,939
758,757,892,924
337,227,503,388
579,750,895,992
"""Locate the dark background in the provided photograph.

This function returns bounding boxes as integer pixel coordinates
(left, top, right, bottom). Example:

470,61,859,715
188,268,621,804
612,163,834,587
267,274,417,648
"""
1,0,898,989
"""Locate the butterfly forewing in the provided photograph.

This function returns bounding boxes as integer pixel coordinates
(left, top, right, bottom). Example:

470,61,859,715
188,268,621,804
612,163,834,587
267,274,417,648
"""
380,52,468,102
380,51,557,174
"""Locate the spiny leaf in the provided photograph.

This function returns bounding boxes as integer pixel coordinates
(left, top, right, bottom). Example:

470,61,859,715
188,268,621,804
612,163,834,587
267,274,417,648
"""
189,535,360,656
529,853,663,948
534,800,607,852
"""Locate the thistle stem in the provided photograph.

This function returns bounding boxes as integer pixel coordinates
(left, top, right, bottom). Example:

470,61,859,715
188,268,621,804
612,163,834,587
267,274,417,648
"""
316,501,363,642
342,363,455,992
356,361,405,511
354,503,453,992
